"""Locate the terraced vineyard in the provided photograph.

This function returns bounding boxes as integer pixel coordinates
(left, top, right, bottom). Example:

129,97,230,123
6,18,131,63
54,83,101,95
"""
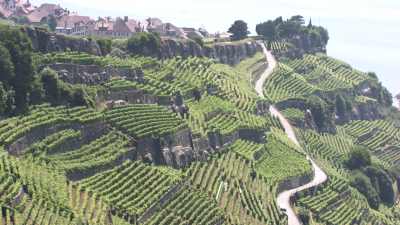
0,21,399,225
263,63,315,103
255,128,311,184
78,160,182,217
145,188,224,225
188,141,286,225
343,120,400,150
187,95,282,136
105,104,187,138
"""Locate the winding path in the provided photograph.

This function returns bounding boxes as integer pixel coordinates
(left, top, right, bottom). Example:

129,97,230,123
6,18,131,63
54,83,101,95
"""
255,41,328,225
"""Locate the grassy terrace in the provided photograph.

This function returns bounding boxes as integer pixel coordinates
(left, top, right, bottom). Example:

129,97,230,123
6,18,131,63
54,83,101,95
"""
263,53,370,104
187,142,286,225
0,104,102,147
105,104,187,138
78,160,182,216
255,128,311,184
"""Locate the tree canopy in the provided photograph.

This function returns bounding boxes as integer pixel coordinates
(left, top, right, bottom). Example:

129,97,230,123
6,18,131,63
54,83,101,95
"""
127,32,161,56
256,15,329,52
228,20,249,41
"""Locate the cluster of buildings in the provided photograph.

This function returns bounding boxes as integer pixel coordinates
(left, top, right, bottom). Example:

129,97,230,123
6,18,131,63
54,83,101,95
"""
0,0,210,39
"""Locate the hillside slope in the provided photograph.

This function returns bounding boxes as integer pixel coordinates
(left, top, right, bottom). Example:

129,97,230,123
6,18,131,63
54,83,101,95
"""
0,22,399,225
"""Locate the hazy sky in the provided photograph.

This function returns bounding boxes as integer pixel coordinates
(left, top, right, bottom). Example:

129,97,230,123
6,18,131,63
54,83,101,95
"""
31,0,400,95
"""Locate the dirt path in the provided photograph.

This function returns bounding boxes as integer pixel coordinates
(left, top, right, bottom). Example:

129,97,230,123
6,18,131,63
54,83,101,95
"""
255,41,328,225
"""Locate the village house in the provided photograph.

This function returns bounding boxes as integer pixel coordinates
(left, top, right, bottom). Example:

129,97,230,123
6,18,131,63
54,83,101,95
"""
26,3,67,25
181,27,204,39
55,14,91,35
146,17,186,38
0,0,33,18
91,16,142,37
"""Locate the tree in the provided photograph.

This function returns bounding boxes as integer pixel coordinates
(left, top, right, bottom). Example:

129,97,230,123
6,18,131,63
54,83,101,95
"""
97,38,112,56
127,32,161,56
0,43,14,84
351,171,380,209
228,20,249,41
256,21,276,40
40,68,60,103
335,94,347,118
306,96,332,131
346,145,371,170
290,15,305,25
29,76,44,105
47,15,57,32
363,166,395,206
0,25,35,114
0,83,8,115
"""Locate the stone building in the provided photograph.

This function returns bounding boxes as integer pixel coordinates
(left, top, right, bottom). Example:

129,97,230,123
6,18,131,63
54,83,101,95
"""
55,14,91,35
0,0,33,17
26,3,67,24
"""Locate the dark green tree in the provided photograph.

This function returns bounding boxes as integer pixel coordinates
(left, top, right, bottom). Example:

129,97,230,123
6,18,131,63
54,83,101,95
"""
346,145,371,170
289,15,305,25
0,43,14,84
0,25,35,114
363,166,395,206
127,32,161,56
351,171,380,209
256,21,276,40
29,76,45,105
47,15,57,31
228,20,249,41
40,68,60,103
97,38,112,56
335,94,347,118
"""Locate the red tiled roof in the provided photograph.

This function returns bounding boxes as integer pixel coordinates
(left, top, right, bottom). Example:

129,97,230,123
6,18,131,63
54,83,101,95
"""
57,15,91,28
126,19,138,32
27,3,62,23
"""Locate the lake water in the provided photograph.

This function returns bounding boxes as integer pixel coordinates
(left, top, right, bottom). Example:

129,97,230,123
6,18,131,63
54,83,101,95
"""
323,17,399,98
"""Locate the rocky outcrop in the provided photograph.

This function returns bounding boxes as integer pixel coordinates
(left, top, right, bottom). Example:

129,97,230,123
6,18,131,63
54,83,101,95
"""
159,39,262,65
276,171,313,194
23,27,101,55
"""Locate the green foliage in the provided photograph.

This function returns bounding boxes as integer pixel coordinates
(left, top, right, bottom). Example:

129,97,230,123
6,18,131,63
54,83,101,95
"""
127,32,161,56
306,95,333,131
363,166,395,206
0,24,35,115
298,207,310,225
228,20,249,41
350,171,380,209
0,43,15,84
39,68,95,107
255,128,311,185
97,38,112,56
47,14,57,31
257,15,329,52
106,104,187,138
346,145,371,170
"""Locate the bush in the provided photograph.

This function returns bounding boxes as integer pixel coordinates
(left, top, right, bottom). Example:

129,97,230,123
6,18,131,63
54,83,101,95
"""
228,20,249,41
363,166,395,206
346,145,371,170
350,171,380,209
127,32,161,56
40,68,94,107
97,38,112,56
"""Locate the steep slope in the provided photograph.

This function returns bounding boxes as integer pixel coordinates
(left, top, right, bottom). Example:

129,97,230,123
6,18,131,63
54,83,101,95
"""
256,41,328,225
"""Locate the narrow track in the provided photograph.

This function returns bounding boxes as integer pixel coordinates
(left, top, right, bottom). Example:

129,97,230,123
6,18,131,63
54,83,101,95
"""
255,41,328,225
